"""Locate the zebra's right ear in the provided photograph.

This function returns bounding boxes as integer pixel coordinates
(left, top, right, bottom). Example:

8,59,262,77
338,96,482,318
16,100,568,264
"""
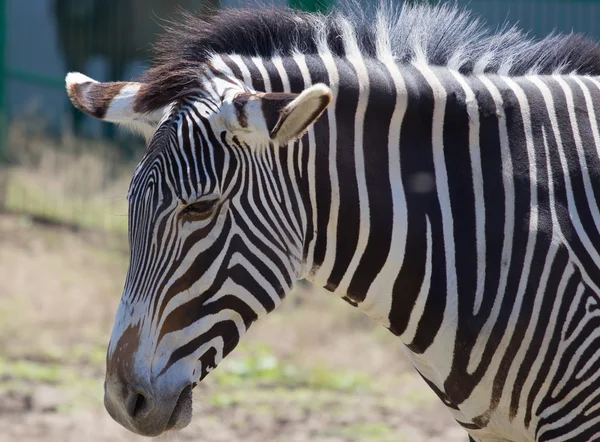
65,72,167,140
225,84,332,146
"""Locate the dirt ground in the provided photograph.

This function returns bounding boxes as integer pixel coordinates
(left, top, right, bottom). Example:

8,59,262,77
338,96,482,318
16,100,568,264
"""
0,212,466,442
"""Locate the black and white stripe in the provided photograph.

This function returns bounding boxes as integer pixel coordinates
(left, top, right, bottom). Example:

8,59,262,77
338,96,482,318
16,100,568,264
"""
67,3,600,440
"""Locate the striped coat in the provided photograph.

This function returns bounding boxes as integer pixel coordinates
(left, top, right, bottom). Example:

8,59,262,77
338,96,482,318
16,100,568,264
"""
66,3,600,440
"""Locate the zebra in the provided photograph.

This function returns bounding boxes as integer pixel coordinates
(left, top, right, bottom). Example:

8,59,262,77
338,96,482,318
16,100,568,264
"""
65,3,600,441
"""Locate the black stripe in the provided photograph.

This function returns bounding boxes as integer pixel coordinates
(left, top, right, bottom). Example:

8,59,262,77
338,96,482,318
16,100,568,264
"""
325,57,360,291
303,54,332,268
347,58,396,300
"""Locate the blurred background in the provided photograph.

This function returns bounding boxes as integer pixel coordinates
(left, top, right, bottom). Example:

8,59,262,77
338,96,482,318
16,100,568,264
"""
0,1,598,441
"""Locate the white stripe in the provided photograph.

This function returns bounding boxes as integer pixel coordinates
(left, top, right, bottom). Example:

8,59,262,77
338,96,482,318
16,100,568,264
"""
415,63,457,382
335,50,371,294
251,56,272,92
360,58,408,327
183,111,202,195
467,75,515,373
402,216,432,344
227,55,255,90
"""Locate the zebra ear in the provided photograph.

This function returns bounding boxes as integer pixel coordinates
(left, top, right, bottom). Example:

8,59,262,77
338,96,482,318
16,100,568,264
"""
229,84,332,146
65,72,166,140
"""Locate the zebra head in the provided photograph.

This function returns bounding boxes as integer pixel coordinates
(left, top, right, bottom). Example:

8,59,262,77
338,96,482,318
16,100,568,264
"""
66,72,331,436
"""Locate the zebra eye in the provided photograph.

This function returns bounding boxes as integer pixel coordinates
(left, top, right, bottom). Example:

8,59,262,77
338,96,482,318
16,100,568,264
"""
181,199,218,220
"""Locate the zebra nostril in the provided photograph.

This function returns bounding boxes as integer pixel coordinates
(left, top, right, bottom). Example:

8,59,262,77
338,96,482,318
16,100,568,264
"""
127,392,149,419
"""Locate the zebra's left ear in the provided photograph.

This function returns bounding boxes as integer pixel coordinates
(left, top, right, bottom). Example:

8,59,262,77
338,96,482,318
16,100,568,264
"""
227,84,332,146
65,72,167,140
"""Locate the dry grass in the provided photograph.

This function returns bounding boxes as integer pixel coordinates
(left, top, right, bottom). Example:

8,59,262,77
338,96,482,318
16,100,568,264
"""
1,124,141,232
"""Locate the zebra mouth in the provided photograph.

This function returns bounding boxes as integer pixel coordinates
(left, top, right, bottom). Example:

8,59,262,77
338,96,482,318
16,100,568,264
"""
165,385,193,431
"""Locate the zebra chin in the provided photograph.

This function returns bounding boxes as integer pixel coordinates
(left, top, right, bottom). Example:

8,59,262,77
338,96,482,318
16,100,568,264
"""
103,287,249,435
102,320,205,436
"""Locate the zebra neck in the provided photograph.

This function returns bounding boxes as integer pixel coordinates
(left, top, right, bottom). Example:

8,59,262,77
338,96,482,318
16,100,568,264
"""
299,55,416,328
221,53,424,329
301,61,475,334
222,54,470,333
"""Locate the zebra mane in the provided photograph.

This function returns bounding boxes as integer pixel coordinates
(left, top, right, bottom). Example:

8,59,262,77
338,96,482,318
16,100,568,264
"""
136,1,600,113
